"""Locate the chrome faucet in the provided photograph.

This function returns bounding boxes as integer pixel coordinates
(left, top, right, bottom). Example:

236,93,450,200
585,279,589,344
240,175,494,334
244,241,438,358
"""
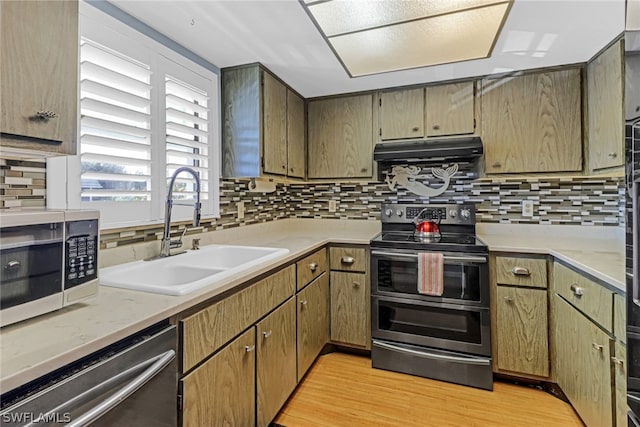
160,167,201,257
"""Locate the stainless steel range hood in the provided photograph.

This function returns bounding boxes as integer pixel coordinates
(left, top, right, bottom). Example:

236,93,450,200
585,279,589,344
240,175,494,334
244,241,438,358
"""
373,136,483,165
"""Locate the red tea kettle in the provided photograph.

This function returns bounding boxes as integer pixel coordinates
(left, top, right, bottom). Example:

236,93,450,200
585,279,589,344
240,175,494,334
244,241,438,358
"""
414,208,442,239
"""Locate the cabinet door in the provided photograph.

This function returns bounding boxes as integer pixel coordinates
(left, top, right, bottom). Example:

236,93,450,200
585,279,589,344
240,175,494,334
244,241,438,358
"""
588,40,624,171
496,287,548,377
0,0,78,154
181,328,255,427
263,72,287,175
555,296,613,427
308,94,373,178
425,82,475,136
257,297,297,427
482,69,582,173
297,273,329,380
379,88,424,140
287,90,305,178
330,271,369,348
613,341,627,427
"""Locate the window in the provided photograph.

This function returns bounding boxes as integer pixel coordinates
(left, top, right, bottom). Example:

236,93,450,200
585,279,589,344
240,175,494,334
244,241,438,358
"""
49,3,219,228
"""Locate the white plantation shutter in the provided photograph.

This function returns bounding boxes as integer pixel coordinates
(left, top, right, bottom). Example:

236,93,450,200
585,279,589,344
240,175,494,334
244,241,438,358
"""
165,75,210,204
79,39,153,202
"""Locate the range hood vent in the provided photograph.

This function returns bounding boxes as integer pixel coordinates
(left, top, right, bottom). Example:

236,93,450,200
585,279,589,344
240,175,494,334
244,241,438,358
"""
373,136,483,165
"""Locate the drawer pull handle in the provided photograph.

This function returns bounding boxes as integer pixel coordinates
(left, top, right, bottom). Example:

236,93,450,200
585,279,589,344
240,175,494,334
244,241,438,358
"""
309,262,318,272
503,296,514,302
592,343,604,352
5,260,21,271
341,256,355,265
263,330,272,339
570,284,584,297
245,345,256,353
608,152,618,158
300,299,308,306
511,267,530,276
412,127,420,132
611,357,624,366
353,281,361,288
34,110,58,120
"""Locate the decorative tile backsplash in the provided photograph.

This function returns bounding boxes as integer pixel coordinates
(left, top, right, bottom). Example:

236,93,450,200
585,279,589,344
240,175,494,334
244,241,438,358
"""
0,159,46,208
0,160,626,249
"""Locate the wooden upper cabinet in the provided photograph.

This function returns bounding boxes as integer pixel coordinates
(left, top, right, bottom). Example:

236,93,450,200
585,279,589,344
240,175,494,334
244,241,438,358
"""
287,90,305,178
0,0,78,155
379,88,424,140
221,64,305,178
425,82,475,137
588,40,624,171
482,68,582,174
308,94,374,179
263,72,288,175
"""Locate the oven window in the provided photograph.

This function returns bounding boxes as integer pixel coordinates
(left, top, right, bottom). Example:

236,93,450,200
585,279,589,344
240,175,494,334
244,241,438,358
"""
378,299,482,344
377,258,482,302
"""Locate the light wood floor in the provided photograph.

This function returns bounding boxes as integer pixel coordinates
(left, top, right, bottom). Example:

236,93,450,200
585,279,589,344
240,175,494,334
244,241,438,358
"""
274,353,584,427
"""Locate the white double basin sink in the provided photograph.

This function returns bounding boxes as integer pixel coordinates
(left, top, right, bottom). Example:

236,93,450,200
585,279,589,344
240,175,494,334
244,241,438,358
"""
100,244,290,295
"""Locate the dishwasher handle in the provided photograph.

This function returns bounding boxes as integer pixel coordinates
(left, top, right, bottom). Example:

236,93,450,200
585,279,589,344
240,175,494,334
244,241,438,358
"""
66,349,175,427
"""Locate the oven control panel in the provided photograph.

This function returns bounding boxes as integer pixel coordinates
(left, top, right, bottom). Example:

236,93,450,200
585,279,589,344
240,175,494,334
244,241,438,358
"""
382,203,476,224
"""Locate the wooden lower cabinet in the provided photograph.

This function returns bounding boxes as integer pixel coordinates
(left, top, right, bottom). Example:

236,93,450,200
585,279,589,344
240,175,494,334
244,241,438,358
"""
496,286,548,377
297,273,330,380
614,341,628,427
256,297,297,427
330,271,370,348
180,328,256,427
555,295,613,427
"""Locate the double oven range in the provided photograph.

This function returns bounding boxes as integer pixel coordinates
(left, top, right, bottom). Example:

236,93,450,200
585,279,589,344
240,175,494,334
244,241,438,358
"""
370,203,492,390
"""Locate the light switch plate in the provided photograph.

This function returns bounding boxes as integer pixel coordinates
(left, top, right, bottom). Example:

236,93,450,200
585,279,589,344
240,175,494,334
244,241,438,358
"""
328,200,337,213
522,200,534,217
237,201,245,219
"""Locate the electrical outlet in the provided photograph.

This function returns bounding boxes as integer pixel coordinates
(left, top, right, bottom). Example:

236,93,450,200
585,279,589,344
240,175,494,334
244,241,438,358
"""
237,201,245,219
522,200,534,217
328,200,337,213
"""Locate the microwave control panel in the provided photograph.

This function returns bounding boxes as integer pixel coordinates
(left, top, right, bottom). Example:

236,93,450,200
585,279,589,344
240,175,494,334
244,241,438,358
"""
65,219,98,288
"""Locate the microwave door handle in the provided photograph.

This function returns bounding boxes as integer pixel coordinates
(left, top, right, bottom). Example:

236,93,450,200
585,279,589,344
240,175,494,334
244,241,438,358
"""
64,350,175,427
371,251,487,264
372,340,490,366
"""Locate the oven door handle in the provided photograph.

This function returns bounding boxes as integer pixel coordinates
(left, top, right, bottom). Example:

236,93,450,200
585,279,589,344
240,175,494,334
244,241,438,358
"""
371,251,487,264
372,340,490,366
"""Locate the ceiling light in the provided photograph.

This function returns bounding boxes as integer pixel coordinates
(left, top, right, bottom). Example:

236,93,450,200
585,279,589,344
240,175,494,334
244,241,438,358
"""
301,0,513,77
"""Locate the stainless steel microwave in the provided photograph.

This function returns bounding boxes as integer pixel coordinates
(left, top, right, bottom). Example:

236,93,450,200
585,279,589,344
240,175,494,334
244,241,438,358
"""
0,209,99,327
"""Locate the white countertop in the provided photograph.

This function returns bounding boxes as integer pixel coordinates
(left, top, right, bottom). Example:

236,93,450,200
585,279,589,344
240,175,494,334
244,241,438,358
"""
0,220,626,393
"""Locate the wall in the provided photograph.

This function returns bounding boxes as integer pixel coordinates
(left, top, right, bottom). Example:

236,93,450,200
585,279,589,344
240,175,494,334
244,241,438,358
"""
0,162,625,249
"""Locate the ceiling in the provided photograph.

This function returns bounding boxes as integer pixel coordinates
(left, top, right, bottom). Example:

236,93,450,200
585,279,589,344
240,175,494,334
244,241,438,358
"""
110,0,626,98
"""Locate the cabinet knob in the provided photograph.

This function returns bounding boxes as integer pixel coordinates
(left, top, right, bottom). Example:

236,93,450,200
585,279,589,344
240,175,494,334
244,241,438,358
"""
412,127,420,132
245,345,256,353
300,299,308,306
33,111,58,121
309,262,318,272
492,162,502,168
608,152,618,158
360,167,368,173
282,165,286,170
503,296,514,302
341,256,355,265
432,125,440,130
611,357,624,366
352,281,360,288
592,343,604,352
262,330,272,339
511,267,530,276
570,283,584,297
290,168,294,173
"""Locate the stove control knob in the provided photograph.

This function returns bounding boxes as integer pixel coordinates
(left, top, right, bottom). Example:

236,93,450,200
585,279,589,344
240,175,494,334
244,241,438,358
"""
396,209,403,217
449,210,458,218
460,209,471,219
385,209,393,217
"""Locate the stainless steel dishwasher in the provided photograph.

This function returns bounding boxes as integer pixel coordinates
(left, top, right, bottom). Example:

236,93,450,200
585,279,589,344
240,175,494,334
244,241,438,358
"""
0,322,177,427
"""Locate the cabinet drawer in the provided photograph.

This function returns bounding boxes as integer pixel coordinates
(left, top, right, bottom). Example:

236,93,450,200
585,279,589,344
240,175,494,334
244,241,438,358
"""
495,256,547,288
297,248,327,291
614,293,626,344
554,263,613,332
181,265,296,372
329,247,366,272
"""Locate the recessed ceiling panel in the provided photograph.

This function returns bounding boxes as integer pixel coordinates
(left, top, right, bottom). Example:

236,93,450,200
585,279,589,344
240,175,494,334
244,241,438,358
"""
328,2,510,76
307,0,505,37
